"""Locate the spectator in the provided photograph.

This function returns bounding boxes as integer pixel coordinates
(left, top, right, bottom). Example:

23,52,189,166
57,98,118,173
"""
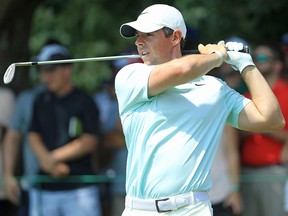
3,39,53,216
3,78,45,216
0,86,16,215
28,42,102,216
240,42,288,216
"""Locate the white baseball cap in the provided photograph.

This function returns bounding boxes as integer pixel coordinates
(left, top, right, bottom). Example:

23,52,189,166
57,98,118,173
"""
120,4,187,39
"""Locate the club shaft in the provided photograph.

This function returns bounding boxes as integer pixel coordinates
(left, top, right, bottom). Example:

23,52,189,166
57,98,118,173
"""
13,51,198,67
14,54,141,67
13,46,249,67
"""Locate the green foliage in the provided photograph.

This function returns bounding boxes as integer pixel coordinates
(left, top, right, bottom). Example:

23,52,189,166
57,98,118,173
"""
27,0,288,93
176,0,288,46
30,0,125,93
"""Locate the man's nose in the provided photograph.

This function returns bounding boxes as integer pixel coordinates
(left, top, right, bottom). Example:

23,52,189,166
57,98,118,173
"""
135,36,144,47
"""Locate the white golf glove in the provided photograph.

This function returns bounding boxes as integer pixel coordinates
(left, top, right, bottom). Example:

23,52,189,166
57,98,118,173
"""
225,42,255,73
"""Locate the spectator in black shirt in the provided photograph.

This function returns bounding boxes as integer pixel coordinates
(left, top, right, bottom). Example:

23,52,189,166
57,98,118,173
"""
28,41,102,216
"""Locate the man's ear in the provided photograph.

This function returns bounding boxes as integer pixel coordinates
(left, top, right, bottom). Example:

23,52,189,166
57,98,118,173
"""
171,29,182,46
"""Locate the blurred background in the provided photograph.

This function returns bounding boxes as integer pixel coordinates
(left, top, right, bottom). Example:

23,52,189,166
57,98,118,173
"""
1,0,288,93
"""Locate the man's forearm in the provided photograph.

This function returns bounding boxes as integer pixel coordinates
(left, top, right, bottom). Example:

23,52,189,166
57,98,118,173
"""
241,65,285,129
3,130,21,176
28,132,51,162
51,134,97,162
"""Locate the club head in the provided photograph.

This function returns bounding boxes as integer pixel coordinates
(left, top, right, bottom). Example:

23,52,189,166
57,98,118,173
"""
3,63,16,84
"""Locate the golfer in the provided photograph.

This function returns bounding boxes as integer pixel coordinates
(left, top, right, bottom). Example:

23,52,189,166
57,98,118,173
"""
115,4,285,215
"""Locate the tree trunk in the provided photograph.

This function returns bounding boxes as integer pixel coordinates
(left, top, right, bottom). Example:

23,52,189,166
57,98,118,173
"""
0,0,41,93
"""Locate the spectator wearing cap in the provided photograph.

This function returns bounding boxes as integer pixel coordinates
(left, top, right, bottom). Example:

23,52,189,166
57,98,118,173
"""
27,42,102,216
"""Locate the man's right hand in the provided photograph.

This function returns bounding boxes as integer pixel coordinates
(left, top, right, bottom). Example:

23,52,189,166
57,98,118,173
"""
198,42,228,67
40,154,70,177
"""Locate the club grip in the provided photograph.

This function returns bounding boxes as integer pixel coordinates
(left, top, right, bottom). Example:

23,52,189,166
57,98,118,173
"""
182,45,250,55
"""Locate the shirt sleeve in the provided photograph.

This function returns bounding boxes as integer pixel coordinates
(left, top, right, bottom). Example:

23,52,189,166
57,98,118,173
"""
224,83,251,128
115,63,155,118
9,92,28,131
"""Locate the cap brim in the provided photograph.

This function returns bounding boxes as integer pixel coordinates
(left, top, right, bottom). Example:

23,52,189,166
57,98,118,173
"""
120,20,164,38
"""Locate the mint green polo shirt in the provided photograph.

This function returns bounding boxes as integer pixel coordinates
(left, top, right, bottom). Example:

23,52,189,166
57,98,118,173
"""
115,63,250,199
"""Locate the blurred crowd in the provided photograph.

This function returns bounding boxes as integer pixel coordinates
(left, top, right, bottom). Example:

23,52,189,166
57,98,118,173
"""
0,31,288,216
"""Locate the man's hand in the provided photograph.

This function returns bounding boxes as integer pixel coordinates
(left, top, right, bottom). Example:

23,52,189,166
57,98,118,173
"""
224,191,243,215
225,42,255,73
4,176,21,205
198,42,228,67
198,42,227,55
39,153,70,177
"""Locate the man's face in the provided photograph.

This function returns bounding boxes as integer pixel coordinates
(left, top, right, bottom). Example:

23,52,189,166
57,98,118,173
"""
135,29,174,65
40,66,70,94
253,46,275,75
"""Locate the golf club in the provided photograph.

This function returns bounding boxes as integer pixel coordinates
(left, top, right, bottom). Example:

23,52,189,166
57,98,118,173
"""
3,46,249,84
3,54,141,84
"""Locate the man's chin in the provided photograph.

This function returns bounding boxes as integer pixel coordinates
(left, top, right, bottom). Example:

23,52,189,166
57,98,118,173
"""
143,60,153,65
141,57,153,65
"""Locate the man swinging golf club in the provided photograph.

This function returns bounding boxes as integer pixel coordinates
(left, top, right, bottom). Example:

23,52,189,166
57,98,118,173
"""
115,4,285,215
